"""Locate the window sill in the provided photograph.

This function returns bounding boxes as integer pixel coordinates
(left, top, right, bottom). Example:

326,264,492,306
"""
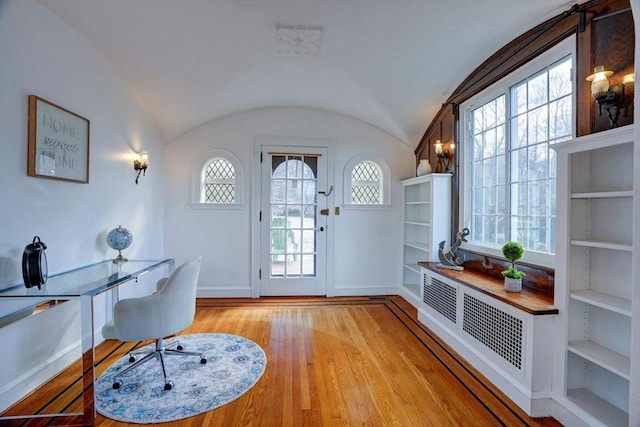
341,204,391,211
190,203,244,210
461,242,555,270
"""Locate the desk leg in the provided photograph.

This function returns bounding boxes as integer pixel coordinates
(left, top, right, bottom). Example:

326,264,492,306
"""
80,294,95,425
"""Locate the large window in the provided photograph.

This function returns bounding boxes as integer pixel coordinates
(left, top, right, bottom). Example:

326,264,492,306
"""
461,39,574,266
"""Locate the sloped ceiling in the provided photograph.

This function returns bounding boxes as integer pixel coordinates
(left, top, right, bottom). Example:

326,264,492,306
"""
38,0,575,147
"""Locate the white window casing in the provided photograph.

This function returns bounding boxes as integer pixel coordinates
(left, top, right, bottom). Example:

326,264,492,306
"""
342,153,391,209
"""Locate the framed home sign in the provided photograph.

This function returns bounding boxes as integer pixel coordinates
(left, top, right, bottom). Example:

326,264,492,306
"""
27,95,90,183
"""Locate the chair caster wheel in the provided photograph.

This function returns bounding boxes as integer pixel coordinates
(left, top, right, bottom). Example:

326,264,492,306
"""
128,355,137,363
164,381,174,391
200,356,207,364
112,380,123,390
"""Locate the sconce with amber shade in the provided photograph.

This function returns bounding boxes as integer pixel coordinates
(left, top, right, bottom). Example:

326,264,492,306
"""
133,151,148,184
434,140,455,173
586,65,625,129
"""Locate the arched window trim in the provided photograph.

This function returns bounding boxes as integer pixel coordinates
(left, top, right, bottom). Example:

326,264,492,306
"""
342,153,391,210
191,149,244,210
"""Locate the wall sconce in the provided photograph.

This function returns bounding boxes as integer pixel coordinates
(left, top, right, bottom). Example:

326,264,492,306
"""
586,65,625,129
434,140,454,173
133,151,148,184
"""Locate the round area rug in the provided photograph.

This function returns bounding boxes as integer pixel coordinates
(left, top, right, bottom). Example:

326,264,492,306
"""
96,333,266,424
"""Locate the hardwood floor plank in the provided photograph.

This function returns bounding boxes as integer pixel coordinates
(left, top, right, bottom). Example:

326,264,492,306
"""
2,296,562,426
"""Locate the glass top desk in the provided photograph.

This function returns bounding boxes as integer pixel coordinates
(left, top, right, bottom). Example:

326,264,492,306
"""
0,258,175,425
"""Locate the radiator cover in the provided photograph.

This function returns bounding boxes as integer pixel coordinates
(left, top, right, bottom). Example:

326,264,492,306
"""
462,294,523,370
423,275,457,324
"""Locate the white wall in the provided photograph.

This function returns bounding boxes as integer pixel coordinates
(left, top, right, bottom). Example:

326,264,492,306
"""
0,0,165,411
164,107,415,297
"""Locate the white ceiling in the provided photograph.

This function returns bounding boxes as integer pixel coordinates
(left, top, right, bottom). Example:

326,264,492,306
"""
38,0,575,147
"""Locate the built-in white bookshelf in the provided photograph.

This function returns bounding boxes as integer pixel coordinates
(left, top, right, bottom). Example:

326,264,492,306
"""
401,174,451,307
552,126,637,427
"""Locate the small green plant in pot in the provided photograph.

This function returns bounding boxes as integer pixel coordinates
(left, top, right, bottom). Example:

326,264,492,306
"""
501,241,525,292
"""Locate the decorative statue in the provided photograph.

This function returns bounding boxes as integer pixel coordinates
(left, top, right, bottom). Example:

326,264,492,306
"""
438,228,470,269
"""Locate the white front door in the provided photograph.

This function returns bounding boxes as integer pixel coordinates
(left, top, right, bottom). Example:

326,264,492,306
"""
260,146,328,296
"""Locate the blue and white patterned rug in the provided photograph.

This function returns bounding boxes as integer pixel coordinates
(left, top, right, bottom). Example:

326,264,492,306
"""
96,333,266,424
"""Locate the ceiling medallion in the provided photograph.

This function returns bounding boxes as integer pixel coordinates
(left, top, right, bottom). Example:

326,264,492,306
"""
274,24,323,56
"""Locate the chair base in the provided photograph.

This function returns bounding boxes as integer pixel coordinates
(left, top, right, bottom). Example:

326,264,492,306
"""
112,337,207,390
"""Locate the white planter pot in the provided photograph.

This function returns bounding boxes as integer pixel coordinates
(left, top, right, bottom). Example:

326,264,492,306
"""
504,277,522,292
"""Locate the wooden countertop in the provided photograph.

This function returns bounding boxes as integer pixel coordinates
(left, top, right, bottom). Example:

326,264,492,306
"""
419,262,558,315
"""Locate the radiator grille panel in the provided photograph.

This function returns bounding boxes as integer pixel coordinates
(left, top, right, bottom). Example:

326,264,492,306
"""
463,294,523,370
423,276,457,324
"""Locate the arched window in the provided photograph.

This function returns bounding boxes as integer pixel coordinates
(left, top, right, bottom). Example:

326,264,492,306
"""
192,149,243,208
343,154,390,208
351,161,382,204
202,158,235,203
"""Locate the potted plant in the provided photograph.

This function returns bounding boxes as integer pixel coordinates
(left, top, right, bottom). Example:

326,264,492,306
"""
501,241,525,292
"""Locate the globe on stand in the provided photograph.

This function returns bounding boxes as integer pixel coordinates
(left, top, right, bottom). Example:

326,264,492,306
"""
106,226,133,263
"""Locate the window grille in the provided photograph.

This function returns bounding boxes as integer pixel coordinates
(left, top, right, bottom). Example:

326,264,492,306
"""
351,161,382,204
203,158,235,203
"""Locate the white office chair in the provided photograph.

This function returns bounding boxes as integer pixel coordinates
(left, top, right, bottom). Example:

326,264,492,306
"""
101,256,205,391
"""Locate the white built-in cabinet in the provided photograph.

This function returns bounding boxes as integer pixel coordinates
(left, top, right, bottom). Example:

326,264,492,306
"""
552,126,638,427
401,174,451,307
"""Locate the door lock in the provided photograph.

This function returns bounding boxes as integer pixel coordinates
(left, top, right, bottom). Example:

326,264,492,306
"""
320,209,329,216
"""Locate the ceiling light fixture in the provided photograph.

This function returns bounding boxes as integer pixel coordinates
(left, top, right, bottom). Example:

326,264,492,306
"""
274,24,323,56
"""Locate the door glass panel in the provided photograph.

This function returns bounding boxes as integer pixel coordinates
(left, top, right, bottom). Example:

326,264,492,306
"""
270,155,317,278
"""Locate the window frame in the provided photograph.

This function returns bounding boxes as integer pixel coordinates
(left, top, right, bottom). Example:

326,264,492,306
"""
191,149,244,209
459,37,575,268
342,153,391,210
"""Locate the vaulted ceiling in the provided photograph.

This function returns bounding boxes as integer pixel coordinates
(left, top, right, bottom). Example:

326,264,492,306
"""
39,0,575,147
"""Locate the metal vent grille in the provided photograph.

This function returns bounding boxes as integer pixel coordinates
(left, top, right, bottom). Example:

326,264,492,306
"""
463,294,523,370
423,276,457,324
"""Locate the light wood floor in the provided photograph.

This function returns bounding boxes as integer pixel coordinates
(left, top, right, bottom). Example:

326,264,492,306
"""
3,296,562,426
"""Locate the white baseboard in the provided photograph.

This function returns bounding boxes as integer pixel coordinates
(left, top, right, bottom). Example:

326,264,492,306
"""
329,286,398,297
550,397,599,427
197,287,252,298
398,286,421,308
196,286,397,298
0,341,80,413
417,307,548,416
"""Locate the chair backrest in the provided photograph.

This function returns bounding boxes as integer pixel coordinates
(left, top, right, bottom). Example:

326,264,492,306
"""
156,256,202,335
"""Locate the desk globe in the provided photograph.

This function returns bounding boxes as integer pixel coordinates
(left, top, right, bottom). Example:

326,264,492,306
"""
106,226,133,262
